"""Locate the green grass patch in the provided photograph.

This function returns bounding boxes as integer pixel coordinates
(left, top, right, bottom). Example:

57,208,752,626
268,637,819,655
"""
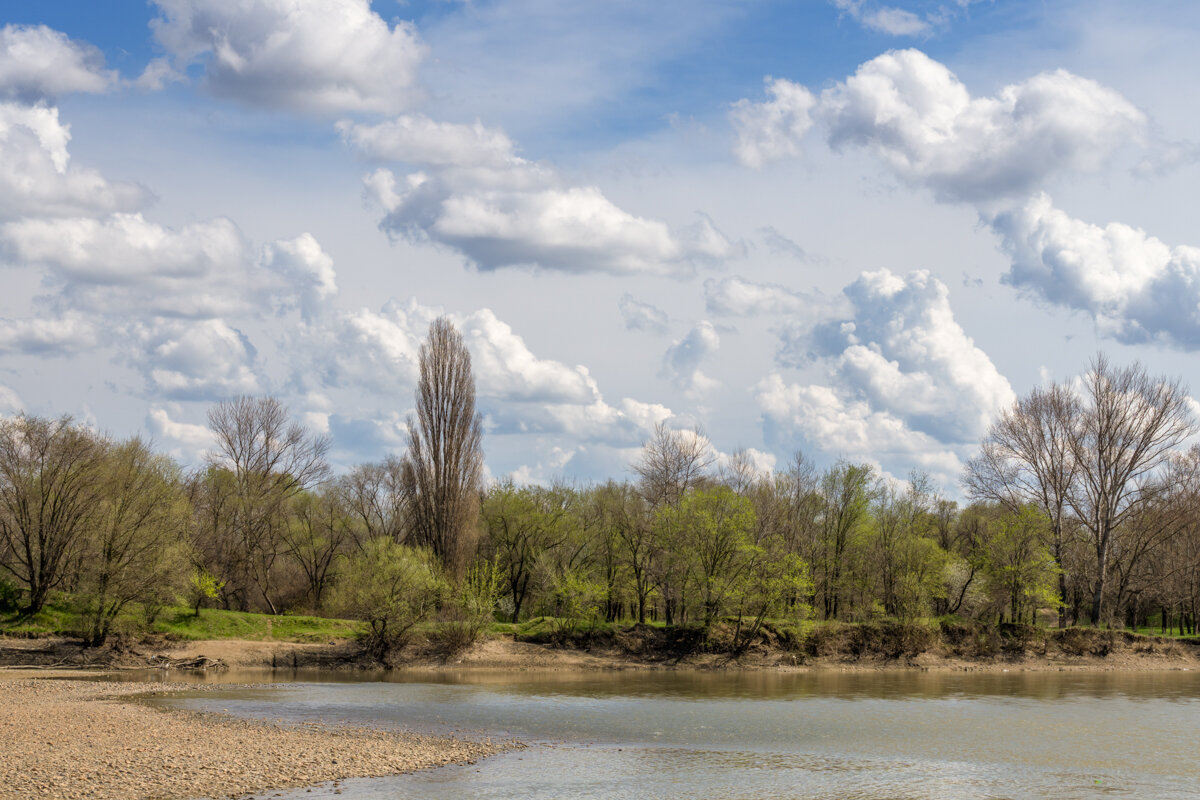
151,607,364,642
0,602,81,636
0,599,365,643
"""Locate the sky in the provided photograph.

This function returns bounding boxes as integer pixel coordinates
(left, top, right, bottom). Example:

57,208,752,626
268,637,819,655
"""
1,0,1199,493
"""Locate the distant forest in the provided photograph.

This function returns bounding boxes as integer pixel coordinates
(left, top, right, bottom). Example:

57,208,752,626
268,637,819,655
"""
3,319,1199,654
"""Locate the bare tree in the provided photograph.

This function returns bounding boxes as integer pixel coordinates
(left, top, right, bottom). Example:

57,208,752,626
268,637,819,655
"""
634,422,715,507
1069,355,1196,624
206,396,330,613
338,456,406,546
281,484,355,612
964,382,1080,626
720,447,765,496
0,416,105,615
401,318,484,577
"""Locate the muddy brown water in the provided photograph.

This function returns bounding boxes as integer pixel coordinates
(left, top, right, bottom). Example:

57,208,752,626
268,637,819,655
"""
128,668,1200,799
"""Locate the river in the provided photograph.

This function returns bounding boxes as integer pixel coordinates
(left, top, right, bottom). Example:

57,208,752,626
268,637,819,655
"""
145,668,1200,799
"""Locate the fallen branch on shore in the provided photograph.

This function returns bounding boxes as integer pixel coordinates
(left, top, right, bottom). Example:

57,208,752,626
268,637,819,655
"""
146,654,227,670
0,657,87,669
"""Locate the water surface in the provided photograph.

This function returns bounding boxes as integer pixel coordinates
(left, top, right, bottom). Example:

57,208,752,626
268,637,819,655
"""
144,668,1200,799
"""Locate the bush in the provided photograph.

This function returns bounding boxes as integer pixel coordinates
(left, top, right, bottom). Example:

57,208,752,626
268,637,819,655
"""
0,577,20,614
431,557,501,657
331,538,447,661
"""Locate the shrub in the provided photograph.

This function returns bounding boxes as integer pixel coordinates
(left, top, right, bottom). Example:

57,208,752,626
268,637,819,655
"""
331,538,447,660
432,557,501,656
0,577,20,614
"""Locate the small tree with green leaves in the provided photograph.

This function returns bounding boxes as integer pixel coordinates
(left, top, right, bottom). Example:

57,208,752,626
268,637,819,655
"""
435,556,502,655
332,538,447,660
190,569,225,617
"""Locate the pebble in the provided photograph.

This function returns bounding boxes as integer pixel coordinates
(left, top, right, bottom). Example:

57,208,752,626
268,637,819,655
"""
0,678,512,800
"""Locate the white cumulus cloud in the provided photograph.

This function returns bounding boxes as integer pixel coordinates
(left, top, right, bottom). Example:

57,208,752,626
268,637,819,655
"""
758,375,963,479
134,318,260,400
0,24,116,100
345,115,734,276
730,77,815,169
731,49,1146,203
812,268,1015,443
992,193,1200,349
0,313,101,356
149,0,426,114
337,114,517,168
758,268,1012,483
0,103,147,220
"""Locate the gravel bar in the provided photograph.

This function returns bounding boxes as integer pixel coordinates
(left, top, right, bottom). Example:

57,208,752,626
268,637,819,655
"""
0,677,513,799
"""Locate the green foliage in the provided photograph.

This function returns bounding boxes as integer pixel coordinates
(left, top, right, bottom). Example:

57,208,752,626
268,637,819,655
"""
189,569,226,617
653,486,758,627
979,505,1061,623
482,482,576,622
0,576,19,614
330,537,448,658
548,568,604,634
433,556,503,655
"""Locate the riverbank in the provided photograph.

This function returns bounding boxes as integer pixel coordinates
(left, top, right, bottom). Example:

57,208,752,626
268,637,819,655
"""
0,674,511,800
5,620,1198,674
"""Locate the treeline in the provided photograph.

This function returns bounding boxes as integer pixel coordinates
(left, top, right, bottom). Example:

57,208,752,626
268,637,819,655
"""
3,332,1200,655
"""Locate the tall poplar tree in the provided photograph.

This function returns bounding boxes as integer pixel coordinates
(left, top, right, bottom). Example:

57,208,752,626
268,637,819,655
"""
401,317,484,576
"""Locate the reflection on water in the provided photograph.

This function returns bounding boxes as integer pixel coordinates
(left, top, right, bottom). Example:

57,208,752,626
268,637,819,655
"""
137,668,1200,800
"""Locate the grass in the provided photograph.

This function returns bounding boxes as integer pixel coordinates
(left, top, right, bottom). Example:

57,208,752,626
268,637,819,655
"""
151,607,364,642
0,601,365,643
0,603,80,637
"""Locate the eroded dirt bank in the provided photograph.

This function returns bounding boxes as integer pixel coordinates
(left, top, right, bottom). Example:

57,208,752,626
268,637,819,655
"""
4,621,1198,674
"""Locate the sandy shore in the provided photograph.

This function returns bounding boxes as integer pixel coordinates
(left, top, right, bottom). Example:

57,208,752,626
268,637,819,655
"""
0,675,512,800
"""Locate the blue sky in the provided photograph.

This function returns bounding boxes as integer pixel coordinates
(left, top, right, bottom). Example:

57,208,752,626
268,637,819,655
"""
2,0,1199,492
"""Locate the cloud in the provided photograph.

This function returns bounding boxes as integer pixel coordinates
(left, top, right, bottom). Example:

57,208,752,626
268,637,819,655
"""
464,309,603,405
0,103,148,220
345,116,734,276
336,114,517,168
661,322,721,395
992,193,1200,349
133,318,260,400
132,57,186,92
261,233,337,322
704,275,819,316
0,313,101,356
619,294,670,334
309,300,429,394
731,49,1146,203
3,213,338,323
0,383,22,416
730,77,815,169
147,405,215,459
812,269,1015,443
833,1,929,36
759,226,813,262
758,268,1012,483
149,0,426,114
758,375,963,478
299,298,674,447
0,24,116,100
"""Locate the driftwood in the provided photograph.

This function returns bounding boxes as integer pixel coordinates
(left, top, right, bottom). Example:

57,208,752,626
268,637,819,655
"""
146,654,227,670
0,657,86,670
